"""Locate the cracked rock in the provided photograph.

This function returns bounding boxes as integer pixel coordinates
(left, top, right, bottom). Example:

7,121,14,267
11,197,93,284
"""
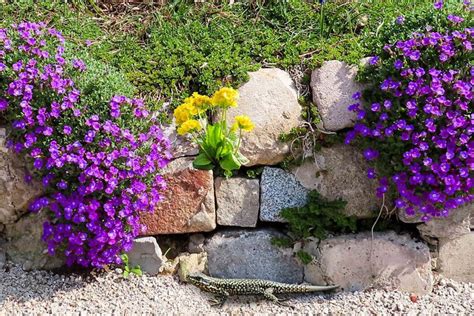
304,231,433,294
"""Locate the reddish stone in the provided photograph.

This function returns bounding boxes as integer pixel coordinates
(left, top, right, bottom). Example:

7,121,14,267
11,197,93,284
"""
140,157,216,235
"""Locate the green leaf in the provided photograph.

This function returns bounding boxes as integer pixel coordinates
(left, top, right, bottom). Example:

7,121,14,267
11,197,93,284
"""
131,266,143,276
123,270,130,278
193,153,214,169
120,253,129,265
219,153,241,172
234,151,249,165
296,250,313,265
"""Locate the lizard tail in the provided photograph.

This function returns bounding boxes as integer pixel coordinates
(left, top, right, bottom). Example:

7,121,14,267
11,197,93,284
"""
304,284,340,292
282,284,340,293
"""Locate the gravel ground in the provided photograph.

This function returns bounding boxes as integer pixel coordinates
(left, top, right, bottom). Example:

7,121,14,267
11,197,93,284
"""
0,262,473,315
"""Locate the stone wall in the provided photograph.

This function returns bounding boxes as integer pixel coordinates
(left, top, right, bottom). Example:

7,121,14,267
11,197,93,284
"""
1,65,472,293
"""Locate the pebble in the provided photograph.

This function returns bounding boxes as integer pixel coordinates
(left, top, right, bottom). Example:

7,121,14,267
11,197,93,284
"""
0,262,473,315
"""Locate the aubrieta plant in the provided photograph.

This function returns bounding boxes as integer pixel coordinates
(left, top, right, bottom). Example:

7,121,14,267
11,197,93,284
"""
173,87,254,177
346,1,473,221
0,22,171,268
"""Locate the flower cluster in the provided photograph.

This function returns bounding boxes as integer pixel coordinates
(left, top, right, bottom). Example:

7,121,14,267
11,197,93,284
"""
173,87,254,176
346,8,473,221
0,22,170,267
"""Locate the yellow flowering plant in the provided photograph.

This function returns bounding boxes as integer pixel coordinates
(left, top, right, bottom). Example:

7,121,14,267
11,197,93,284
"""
173,87,254,177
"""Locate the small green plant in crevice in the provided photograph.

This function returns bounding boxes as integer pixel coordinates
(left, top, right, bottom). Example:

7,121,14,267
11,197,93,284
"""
270,237,293,248
296,250,313,265
280,191,356,240
120,254,143,278
245,166,264,179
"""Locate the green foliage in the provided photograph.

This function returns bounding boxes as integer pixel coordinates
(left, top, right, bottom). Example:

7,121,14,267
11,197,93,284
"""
296,250,313,265
120,254,143,278
270,237,293,248
280,191,356,240
245,166,264,179
66,48,136,108
193,122,250,177
1,0,439,112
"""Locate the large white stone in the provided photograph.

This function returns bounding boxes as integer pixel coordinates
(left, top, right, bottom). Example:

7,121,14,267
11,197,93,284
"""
291,145,380,218
226,68,303,166
215,177,259,227
0,127,43,225
311,60,363,131
438,233,474,282
304,232,433,294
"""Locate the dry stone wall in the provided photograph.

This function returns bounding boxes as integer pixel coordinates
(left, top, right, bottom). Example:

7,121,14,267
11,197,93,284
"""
1,66,472,293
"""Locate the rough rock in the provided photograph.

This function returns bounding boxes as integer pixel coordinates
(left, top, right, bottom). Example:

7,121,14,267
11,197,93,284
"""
438,233,474,282
4,211,64,270
225,68,302,166
177,252,208,282
417,203,472,244
140,157,216,234
0,246,5,269
215,177,259,227
260,167,309,222
206,229,303,283
291,145,379,218
304,232,433,294
0,127,44,225
188,234,206,254
398,209,424,224
126,237,163,276
311,60,363,131
162,121,199,159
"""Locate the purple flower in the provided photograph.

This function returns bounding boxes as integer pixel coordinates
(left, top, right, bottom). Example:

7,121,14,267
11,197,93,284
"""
433,1,443,10
63,125,72,135
352,92,361,100
367,168,376,179
447,15,464,24
363,148,379,161
395,16,405,25
72,59,86,72
369,56,380,66
0,98,8,111
393,59,403,70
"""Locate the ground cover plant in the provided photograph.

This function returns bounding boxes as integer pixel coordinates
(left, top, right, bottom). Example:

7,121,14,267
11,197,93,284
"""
346,1,473,221
1,0,437,111
0,22,171,268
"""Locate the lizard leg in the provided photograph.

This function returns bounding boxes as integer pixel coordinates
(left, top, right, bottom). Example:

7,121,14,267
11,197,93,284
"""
205,285,229,308
263,288,293,308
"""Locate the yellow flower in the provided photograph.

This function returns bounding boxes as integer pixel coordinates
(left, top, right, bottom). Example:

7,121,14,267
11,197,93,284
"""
189,92,211,112
173,103,198,125
233,115,254,132
211,87,238,108
177,119,202,135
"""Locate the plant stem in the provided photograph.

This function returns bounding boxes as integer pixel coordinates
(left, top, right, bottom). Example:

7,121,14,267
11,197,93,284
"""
235,129,242,154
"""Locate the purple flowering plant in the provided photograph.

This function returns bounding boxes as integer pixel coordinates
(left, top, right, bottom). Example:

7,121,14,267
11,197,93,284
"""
0,22,171,268
346,3,473,221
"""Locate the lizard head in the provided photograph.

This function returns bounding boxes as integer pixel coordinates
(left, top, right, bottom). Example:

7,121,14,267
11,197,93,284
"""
187,272,212,288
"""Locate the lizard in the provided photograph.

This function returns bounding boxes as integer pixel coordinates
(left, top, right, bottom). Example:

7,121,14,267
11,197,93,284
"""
187,272,339,307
